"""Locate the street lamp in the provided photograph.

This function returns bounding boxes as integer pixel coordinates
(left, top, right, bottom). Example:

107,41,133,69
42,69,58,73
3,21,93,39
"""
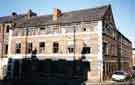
73,25,76,61
24,27,29,58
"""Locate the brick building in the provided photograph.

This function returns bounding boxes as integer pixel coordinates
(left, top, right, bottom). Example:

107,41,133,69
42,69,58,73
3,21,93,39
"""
0,10,37,79
0,5,132,81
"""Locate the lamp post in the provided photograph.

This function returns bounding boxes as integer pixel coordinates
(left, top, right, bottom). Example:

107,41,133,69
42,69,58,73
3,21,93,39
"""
24,28,29,59
73,26,76,61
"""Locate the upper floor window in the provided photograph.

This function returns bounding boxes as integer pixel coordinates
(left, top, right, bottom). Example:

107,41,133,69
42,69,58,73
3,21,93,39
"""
16,43,21,54
5,44,8,54
81,47,91,54
27,42,32,53
53,42,59,53
68,45,74,53
6,25,10,33
103,42,108,55
39,42,45,53
0,25,1,32
83,28,86,31
40,27,46,30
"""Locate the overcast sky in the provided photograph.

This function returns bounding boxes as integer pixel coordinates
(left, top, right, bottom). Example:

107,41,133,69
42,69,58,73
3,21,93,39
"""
0,0,135,47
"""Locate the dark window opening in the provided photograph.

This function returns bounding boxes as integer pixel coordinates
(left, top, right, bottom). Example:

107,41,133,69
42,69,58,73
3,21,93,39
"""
103,42,108,55
27,43,32,53
53,42,59,53
83,28,86,31
6,25,10,33
81,47,91,54
5,44,8,54
0,26,1,32
39,42,45,53
40,27,45,30
40,42,45,47
16,43,21,54
68,47,74,53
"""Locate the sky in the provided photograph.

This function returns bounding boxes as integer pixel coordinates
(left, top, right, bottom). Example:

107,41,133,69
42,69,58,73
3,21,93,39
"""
0,0,135,48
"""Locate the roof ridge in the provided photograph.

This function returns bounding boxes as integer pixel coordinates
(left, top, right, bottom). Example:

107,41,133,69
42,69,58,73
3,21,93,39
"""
25,4,110,20
61,4,110,14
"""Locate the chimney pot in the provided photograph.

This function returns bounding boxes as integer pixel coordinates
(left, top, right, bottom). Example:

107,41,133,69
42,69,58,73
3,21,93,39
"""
53,8,61,21
12,12,17,17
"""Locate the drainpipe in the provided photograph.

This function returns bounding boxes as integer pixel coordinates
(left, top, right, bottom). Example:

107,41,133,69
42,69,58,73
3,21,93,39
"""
1,24,4,58
73,26,76,61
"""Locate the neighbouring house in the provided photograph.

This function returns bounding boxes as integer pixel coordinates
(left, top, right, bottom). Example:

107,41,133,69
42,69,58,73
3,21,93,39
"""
133,48,135,67
0,10,37,79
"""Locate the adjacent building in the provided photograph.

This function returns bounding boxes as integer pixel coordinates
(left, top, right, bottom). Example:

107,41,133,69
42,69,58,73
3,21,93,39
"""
0,5,132,81
0,10,37,79
133,48,135,67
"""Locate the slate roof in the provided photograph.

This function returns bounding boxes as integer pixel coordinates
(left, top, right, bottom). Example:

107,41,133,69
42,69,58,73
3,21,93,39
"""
16,5,110,28
0,14,25,23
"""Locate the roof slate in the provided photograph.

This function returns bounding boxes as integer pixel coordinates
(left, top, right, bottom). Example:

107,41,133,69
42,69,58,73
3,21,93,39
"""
16,5,109,28
0,14,25,23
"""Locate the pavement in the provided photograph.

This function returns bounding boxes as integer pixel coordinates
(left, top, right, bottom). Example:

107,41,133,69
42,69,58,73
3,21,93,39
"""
0,79,135,85
84,79,135,85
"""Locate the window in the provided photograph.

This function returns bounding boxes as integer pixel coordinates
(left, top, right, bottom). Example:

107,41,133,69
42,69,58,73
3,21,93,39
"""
83,28,86,31
27,43,32,53
5,44,8,54
6,25,10,33
0,25,1,32
81,47,91,54
40,27,45,30
53,42,59,53
103,42,108,55
39,42,45,53
68,45,74,53
16,43,21,54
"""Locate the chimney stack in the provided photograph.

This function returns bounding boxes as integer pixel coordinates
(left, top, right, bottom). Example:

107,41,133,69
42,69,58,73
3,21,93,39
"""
12,12,17,17
52,8,61,21
27,9,37,19
11,12,17,21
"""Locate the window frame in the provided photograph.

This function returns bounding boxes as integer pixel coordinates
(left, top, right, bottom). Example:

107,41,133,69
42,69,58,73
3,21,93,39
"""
15,43,21,54
39,42,45,53
53,42,59,53
27,42,33,53
6,25,10,33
